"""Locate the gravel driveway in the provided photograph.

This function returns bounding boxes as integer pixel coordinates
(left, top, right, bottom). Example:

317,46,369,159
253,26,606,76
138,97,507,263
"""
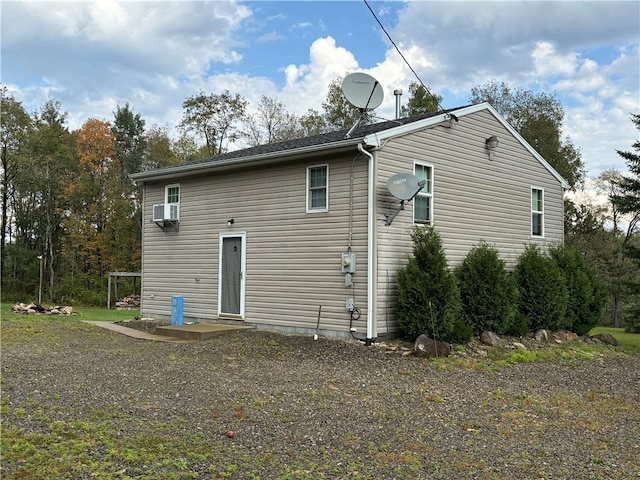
2,318,639,479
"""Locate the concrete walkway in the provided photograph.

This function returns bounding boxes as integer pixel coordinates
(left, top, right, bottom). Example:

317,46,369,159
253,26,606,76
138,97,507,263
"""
82,321,199,343
83,321,253,343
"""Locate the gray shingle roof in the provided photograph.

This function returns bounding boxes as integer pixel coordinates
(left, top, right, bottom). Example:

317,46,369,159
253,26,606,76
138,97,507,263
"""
180,109,458,168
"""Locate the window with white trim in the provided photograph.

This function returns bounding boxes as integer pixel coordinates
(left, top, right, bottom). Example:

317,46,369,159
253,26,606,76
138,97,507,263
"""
531,187,544,237
166,184,180,205
306,164,328,212
413,163,433,224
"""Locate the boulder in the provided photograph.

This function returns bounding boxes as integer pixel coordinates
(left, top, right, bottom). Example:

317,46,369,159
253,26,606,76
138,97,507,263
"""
480,331,502,347
590,333,617,346
553,330,579,342
414,334,451,358
511,342,527,350
534,329,550,343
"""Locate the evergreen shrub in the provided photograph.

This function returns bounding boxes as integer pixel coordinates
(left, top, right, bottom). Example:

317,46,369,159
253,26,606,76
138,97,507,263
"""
395,226,468,342
513,244,569,332
455,241,519,335
623,298,640,333
549,245,607,335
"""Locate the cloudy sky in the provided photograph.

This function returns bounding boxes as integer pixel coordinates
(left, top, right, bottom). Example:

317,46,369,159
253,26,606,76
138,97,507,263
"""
2,1,639,183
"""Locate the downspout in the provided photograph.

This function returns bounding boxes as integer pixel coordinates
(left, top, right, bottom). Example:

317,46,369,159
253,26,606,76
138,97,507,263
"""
358,143,376,345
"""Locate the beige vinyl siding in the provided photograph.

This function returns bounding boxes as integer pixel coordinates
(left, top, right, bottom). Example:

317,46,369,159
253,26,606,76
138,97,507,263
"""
140,152,369,335
374,109,565,334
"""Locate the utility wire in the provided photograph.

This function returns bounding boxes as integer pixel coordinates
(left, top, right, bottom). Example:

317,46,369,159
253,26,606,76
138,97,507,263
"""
363,0,445,112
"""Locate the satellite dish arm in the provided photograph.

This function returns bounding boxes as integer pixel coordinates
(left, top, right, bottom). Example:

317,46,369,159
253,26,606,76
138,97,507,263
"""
384,180,426,226
364,81,379,110
345,112,365,138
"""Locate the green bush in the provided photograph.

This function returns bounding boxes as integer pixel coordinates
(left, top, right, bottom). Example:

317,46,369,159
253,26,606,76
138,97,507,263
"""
508,311,531,337
396,226,468,342
455,241,519,335
623,298,640,333
549,245,607,335
513,244,569,332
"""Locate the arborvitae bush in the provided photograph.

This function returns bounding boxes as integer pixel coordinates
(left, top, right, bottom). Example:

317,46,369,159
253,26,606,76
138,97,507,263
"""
396,226,468,342
549,245,607,335
455,241,519,335
513,244,569,332
623,298,640,333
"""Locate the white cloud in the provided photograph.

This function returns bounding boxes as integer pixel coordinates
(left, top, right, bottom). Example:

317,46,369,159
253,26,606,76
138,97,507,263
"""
281,36,359,114
2,0,637,183
531,42,577,77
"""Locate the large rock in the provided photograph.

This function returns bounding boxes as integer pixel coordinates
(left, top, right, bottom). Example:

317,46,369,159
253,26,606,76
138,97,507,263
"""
553,330,579,342
534,329,550,343
414,334,450,358
480,331,502,347
590,333,618,346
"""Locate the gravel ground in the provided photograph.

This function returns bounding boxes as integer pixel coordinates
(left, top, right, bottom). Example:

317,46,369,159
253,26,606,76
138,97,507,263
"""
2,318,639,480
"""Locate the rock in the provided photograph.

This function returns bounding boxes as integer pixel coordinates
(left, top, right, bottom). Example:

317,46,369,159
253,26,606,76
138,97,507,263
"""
511,342,527,350
480,331,502,347
590,333,617,346
414,334,450,358
553,330,579,342
534,329,550,342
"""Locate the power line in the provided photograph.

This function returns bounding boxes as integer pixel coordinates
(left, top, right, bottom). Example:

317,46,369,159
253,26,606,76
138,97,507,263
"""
362,0,445,112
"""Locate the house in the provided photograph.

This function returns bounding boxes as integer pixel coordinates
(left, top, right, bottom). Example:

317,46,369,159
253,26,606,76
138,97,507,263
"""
130,102,568,343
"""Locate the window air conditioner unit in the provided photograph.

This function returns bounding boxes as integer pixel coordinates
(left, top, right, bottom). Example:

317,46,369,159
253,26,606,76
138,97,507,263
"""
153,203,180,222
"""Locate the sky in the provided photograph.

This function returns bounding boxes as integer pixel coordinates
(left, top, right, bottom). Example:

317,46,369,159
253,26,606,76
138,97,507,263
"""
2,0,639,187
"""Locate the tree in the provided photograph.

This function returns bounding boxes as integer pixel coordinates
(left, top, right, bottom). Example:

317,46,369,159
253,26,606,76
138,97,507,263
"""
17,100,75,301
513,244,569,332
322,76,372,131
470,80,585,190
611,113,640,330
611,114,640,243
65,118,119,280
400,81,442,117
395,225,468,342
142,125,181,171
0,87,32,279
454,241,518,335
595,169,625,233
549,245,607,335
243,95,301,146
112,103,146,181
179,90,247,156
298,109,329,137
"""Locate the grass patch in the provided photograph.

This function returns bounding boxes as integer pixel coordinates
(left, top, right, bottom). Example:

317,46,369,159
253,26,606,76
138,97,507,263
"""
1,303,138,322
589,326,640,348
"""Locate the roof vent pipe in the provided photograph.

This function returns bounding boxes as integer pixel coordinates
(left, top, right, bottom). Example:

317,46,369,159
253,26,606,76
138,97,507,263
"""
394,89,402,119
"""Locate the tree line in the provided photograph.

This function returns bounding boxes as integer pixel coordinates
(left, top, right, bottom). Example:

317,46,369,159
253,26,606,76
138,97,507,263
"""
1,79,637,330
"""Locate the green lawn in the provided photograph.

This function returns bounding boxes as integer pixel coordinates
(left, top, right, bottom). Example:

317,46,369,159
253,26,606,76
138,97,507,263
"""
1,303,138,322
589,326,640,347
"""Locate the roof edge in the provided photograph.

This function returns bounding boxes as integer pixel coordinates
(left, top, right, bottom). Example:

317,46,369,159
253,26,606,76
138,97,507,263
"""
130,136,363,182
363,102,569,189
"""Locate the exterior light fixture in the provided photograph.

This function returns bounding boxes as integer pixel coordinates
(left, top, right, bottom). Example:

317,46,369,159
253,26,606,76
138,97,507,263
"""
227,219,234,227
485,135,499,160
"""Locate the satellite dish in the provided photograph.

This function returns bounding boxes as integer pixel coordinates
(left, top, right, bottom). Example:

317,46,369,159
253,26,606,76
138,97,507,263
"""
342,72,384,110
387,173,425,201
385,173,427,226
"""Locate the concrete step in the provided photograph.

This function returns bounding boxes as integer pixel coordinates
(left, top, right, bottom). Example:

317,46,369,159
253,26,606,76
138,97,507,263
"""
155,323,253,340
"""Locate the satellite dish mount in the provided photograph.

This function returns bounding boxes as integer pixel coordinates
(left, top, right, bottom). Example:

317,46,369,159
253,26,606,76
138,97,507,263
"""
384,173,426,226
342,72,384,138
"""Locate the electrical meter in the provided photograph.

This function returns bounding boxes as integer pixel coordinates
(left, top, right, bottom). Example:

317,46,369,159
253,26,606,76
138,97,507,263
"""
341,250,356,274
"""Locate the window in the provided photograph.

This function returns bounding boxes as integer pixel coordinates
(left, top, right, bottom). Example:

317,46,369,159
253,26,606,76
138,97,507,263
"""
166,184,180,205
413,163,433,224
307,165,328,212
531,188,544,237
